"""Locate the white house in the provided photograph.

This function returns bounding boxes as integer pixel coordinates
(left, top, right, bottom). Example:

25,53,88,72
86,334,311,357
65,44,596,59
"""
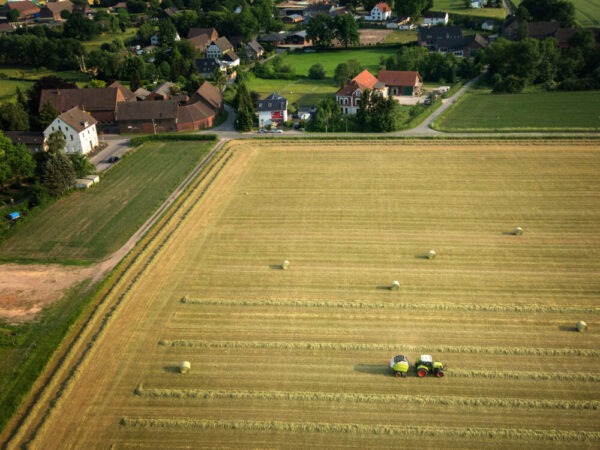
422,11,449,27
150,32,181,46
44,106,99,155
256,93,288,128
365,2,392,21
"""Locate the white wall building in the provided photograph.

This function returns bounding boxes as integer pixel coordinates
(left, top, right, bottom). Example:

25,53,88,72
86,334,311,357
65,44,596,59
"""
256,93,288,128
44,106,99,155
365,2,392,21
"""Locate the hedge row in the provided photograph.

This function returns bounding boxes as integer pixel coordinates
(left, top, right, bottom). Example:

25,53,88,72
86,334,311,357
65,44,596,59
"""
130,134,218,146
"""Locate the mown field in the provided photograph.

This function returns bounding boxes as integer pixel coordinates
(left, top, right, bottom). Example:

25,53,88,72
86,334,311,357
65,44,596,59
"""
0,140,213,263
245,75,339,109
433,89,600,131
11,140,599,448
432,0,507,19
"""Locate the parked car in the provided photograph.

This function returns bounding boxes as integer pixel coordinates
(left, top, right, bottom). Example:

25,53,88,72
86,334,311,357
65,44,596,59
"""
271,129,283,133
107,156,120,163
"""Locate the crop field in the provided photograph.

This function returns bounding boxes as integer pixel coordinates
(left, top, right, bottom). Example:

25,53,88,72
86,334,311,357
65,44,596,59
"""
433,89,600,131
8,140,600,448
0,140,213,263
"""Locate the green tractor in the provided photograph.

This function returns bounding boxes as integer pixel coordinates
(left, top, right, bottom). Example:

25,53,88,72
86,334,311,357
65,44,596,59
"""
415,354,445,377
390,354,410,377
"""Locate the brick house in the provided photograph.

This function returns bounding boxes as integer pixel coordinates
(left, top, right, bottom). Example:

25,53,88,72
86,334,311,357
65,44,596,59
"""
377,70,423,96
39,87,127,124
336,69,387,115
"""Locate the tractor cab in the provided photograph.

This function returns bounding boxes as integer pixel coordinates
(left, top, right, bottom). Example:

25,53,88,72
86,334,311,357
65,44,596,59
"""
390,354,409,377
416,354,445,377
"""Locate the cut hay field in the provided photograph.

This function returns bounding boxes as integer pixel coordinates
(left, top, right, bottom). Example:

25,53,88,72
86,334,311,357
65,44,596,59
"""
7,140,600,448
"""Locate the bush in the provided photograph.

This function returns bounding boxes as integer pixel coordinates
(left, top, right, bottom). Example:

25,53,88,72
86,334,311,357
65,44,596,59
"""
130,134,218,146
308,63,326,80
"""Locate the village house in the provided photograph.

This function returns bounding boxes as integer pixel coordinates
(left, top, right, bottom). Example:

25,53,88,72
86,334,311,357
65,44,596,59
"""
418,26,462,50
1,0,40,22
257,93,288,128
365,2,392,21
115,100,179,134
377,70,423,96
44,106,99,155
422,11,449,27
4,131,45,154
39,0,74,21
246,39,265,59
283,30,312,47
206,36,234,59
336,69,387,115
186,27,218,53
195,58,225,78
189,81,224,115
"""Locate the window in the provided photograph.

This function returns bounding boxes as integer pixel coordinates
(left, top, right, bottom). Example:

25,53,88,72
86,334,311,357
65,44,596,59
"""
71,135,74,141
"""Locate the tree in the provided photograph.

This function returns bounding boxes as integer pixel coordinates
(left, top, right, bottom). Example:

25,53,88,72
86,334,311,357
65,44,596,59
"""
39,101,59,131
69,153,95,178
159,18,178,47
0,131,14,186
517,0,575,26
235,107,254,131
0,103,30,131
43,131,75,196
307,14,335,48
309,97,344,132
63,12,99,40
334,13,360,48
5,141,34,184
7,9,20,22
395,0,432,19
308,63,326,80
333,60,362,87
356,89,397,132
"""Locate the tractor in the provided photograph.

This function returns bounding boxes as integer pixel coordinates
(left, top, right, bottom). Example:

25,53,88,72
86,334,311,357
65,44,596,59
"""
415,354,445,377
390,354,410,377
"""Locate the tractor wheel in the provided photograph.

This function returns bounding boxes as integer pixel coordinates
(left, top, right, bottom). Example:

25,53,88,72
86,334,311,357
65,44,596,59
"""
417,368,428,377
395,372,401,378
435,370,445,378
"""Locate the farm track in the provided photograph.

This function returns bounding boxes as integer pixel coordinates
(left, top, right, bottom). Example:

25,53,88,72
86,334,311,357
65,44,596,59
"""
1,140,233,448
5,140,600,448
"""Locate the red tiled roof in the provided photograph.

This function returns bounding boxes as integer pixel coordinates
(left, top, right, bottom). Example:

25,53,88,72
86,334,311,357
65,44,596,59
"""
177,102,214,125
115,100,178,121
108,81,137,102
5,1,40,16
376,2,391,13
377,70,421,87
336,69,380,96
193,81,223,111
39,88,124,113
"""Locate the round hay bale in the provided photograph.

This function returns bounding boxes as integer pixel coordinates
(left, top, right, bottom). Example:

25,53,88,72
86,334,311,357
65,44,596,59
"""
281,260,290,270
179,361,191,374
576,320,587,332
512,226,523,236
390,281,400,291
427,250,437,259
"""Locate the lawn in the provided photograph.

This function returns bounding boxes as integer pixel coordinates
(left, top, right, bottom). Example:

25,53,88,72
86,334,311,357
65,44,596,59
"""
0,67,89,101
0,140,214,263
432,0,507,19
11,140,600,448
81,27,138,53
276,47,399,78
245,75,339,109
383,30,418,44
433,89,600,131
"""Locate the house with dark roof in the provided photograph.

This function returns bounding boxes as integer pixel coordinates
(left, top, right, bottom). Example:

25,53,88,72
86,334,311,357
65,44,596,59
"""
336,69,387,115
377,70,423,96
39,87,126,124
133,87,151,101
190,81,224,113
108,81,137,102
115,100,179,134
4,131,45,153
257,93,288,127
43,106,99,154
195,58,225,78
246,39,265,59
283,30,312,47
418,26,462,50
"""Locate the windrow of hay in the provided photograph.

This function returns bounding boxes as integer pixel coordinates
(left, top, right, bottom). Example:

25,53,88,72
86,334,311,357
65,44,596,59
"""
157,339,600,357
179,297,599,314
119,418,600,441
135,387,600,410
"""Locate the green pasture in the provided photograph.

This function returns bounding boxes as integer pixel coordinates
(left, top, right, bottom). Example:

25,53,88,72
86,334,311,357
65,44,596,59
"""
81,27,138,53
432,0,507,19
277,47,399,78
0,140,213,263
433,88,600,131
383,30,419,44
0,80,34,103
511,0,600,26
245,75,338,109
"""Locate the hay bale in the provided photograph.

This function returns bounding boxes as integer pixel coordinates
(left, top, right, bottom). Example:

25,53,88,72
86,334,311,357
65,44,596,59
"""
512,226,523,236
390,281,400,291
427,250,437,259
576,320,587,332
179,361,191,374
281,260,290,270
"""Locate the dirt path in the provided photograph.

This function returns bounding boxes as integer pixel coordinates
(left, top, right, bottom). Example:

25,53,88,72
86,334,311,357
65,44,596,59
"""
0,139,228,325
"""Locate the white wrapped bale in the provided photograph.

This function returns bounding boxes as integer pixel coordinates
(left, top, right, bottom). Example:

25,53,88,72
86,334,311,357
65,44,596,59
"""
576,321,587,332
427,250,437,259
281,260,290,270
179,361,191,374
390,281,400,291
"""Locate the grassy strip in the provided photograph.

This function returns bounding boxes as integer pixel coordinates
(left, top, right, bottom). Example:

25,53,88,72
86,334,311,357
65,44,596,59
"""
120,418,600,441
254,136,600,143
135,387,600,409
130,134,218,146
0,281,96,433
157,340,600,357
180,297,599,314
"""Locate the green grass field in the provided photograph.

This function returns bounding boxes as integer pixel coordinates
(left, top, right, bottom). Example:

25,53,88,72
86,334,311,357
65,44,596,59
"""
276,47,398,78
383,30,418,44
512,0,600,26
432,0,507,19
433,89,600,131
12,140,599,448
0,140,213,263
80,28,138,53
0,67,89,101
245,75,339,109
